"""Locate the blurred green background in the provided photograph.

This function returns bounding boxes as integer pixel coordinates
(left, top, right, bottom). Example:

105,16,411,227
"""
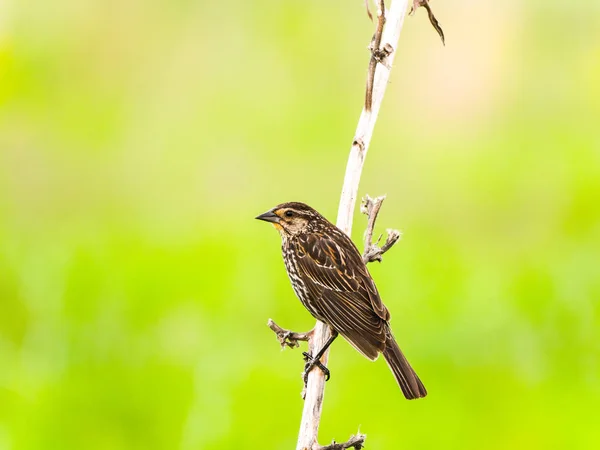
1,0,599,448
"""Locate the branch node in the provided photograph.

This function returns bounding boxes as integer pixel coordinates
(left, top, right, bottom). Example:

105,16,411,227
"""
371,45,393,70
352,138,366,152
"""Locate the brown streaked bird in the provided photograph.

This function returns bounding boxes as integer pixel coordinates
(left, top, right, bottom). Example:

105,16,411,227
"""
256,202,427,399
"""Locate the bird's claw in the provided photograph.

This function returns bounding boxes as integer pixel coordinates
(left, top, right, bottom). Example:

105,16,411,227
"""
302,351,331,386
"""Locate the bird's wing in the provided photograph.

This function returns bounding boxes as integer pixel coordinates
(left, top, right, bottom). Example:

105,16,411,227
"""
294,231,390,359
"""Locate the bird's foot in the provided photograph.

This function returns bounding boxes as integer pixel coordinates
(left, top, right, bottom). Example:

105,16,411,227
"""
302,351,331,386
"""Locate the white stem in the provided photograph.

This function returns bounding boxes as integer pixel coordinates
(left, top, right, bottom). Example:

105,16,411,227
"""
296,321,330,450
296,1,410,449
337,0,409,234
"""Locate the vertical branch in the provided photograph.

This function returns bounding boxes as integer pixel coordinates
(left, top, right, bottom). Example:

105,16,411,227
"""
296,1,410,449
337,0,409,235
297,322,331,449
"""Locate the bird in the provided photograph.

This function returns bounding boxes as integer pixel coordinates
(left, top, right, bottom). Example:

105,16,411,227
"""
256,201,427,399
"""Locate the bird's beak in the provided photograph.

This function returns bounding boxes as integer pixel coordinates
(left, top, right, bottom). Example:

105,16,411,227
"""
255,210,280,224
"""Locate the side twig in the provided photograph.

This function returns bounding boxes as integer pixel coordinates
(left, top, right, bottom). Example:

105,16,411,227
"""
316,433,367,450
361,194,401,264
268,319,313,349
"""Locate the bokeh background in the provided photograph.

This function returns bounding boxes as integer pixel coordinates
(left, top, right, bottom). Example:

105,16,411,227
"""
1,0,599,448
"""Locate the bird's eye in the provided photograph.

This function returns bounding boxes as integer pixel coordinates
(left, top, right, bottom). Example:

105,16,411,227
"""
285,210,294,217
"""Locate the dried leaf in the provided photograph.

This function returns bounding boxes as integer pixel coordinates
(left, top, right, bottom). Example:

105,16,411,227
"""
364,0,373,21
411,0,445,45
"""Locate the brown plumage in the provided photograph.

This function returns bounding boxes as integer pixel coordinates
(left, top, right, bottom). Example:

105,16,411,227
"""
256,202,426,399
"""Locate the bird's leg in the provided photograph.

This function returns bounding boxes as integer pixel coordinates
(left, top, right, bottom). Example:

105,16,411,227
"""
302,331,339,385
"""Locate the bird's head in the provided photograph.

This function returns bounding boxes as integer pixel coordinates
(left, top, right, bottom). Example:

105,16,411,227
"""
255,202,322,237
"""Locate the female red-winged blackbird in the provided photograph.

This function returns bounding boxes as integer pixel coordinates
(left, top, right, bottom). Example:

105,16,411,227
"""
257,202,427,399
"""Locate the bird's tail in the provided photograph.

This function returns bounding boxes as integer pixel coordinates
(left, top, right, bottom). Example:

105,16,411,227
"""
382,333,427,400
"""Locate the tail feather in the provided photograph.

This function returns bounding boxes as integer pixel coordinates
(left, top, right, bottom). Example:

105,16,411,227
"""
382,336,427,400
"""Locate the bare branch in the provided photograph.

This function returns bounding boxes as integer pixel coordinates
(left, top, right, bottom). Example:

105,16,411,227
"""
316,433,367,450
267,319,313,349
380,228,402,253
361,194,385,250
361,195,402,264
337,0,409,235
